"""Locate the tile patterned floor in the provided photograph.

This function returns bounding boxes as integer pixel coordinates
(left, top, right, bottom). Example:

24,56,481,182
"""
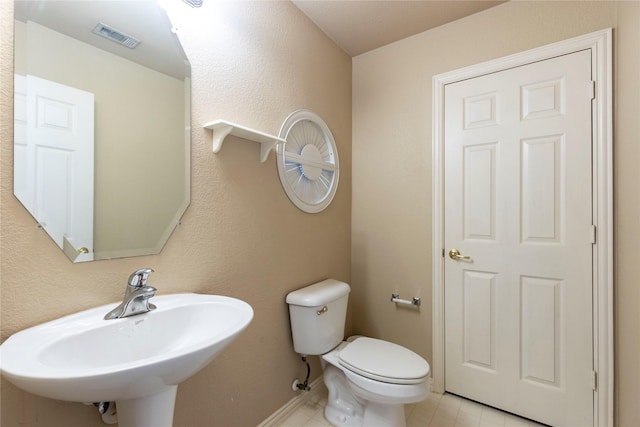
274,389,548,427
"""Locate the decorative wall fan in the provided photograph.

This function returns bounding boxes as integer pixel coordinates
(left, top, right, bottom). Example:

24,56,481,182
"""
276,110,339,213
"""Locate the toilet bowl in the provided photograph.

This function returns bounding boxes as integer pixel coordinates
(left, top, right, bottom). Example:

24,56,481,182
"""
286,280,430,427
322,338,429,426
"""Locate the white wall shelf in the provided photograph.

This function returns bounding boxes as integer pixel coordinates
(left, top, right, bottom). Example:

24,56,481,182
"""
203,119,285,163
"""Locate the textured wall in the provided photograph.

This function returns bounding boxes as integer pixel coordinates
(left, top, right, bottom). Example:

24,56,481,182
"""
1,1,351,426
352,1,639,426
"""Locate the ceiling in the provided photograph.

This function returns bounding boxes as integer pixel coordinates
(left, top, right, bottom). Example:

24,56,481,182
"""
292,0,506,57
14,0,506,74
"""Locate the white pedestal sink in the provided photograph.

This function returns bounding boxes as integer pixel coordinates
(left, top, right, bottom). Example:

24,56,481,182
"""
0,293,253,427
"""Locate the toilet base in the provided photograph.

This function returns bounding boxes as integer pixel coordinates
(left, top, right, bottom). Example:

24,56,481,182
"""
323,364,409,427
324,364,364,426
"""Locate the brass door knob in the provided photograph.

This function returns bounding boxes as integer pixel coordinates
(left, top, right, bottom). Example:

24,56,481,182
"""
449,248,470,261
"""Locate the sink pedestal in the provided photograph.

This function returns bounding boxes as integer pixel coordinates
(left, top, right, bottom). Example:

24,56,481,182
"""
116,386,178,427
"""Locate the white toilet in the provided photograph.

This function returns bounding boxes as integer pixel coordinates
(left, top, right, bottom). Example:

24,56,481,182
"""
286,279,430,427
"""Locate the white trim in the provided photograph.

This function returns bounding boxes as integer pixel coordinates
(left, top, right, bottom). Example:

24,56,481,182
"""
257,377,325,427
431,29,613,427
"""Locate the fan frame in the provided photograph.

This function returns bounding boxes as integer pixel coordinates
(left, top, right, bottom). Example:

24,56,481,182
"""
276,110,340,213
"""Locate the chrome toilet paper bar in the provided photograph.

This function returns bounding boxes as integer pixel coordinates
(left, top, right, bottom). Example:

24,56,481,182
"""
390,293,421,307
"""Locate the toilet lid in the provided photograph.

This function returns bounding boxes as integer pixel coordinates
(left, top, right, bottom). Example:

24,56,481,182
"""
338,337,429,385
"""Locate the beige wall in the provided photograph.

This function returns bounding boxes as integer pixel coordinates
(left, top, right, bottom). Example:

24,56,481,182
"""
3,0,638,425
1,1,351,426
352,1,639,426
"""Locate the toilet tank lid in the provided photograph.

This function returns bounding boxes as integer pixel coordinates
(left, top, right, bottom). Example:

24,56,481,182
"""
286,279,350,306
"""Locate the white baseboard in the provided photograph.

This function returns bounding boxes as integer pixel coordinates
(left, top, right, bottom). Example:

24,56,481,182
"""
257,377,325,427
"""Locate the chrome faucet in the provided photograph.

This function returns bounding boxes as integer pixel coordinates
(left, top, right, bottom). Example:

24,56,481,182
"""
104,268,157,320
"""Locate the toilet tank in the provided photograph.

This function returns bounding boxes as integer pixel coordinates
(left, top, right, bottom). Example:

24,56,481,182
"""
286,279,350,356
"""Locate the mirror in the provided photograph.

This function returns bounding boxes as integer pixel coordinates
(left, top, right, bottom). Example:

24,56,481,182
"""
13,0,191,262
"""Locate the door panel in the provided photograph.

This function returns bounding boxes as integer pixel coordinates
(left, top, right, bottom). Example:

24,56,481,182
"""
15,74,94,258
444,51,593,426
462,270,496,370
520,275,563,388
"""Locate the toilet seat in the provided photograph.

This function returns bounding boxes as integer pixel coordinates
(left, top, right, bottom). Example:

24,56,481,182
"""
338,337,429,385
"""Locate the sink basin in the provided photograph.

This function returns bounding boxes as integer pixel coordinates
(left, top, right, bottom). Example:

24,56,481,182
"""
0,293,253,426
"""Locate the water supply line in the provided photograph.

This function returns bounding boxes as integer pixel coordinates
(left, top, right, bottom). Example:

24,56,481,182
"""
291,356,311,392
90,401,117,424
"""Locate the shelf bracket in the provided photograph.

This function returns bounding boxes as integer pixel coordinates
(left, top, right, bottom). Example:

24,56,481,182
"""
259,140,278,163
210,124,233,154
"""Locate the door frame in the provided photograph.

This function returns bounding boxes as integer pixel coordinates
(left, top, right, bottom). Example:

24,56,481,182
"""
431,29,613,426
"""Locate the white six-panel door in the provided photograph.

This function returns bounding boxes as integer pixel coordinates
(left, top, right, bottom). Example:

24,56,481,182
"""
444,50,593,426
14,74,94,259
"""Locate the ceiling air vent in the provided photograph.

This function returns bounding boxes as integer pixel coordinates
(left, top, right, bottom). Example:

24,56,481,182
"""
92,22,141,49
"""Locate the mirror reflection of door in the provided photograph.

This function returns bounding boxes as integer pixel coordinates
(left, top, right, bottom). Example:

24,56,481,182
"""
13,1,191,263
14,74,95,261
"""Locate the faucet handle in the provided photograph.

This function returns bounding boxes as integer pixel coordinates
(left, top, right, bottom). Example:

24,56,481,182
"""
128,268,154,287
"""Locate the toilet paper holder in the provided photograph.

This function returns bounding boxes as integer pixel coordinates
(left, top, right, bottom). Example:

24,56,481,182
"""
391,293,421,307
